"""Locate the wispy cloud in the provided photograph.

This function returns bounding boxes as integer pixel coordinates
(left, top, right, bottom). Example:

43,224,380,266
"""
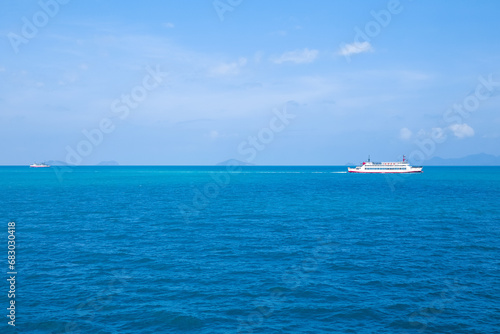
397,70,430,81
272,48,319,64
209,57,247,76
449,123,475,138
416,127,447,141
338,41,373,56
163,22,175,29
254,51,264,64
270,30,287,37
399,127,412,140
209,130,219,139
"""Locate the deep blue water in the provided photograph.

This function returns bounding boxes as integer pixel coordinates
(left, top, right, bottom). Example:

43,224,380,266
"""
1,166,499,333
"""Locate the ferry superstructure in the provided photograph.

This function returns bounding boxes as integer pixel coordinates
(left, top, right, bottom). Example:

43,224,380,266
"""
348,156,422,174
30,163,51,168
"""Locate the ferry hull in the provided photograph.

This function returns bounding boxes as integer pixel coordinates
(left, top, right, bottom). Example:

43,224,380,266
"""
30,164,51,168
347,168,422,174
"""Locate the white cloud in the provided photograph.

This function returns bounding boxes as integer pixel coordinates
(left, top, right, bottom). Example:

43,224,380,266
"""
209,57,247,76
0,66,5,72
272,48,319,64
399,127,412,140
449,123,475,138
338,41,373,56
163,22,175,29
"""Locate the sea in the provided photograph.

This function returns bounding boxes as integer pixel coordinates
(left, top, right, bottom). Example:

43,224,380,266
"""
1,165,499,333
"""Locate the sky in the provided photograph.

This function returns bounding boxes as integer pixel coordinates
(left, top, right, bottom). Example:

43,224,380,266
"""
1,0,499,165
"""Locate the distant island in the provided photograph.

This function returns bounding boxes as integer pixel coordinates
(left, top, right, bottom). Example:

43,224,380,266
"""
97,161,120,166
44,160,68,166
33,155,500,167
43,160,120,166
216,159,255,166
343,154,500,166
423,153,500,166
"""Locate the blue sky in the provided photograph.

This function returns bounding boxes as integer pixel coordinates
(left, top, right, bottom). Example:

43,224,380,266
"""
1,0,499,165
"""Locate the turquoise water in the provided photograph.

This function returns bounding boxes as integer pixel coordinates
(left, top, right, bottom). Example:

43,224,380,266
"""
1,166,499,333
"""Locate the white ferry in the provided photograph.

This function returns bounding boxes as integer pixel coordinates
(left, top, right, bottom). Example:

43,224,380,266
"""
348,156,422,174
30,163,51,168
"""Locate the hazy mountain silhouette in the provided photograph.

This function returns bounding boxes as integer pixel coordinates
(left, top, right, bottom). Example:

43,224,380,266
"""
216,159,254,166
424,153,500,165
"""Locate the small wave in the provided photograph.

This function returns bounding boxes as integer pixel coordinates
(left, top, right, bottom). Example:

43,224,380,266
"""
171,315,203,330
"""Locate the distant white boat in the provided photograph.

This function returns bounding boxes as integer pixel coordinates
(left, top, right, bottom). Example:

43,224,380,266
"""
348,156,422,174
30,163,51,168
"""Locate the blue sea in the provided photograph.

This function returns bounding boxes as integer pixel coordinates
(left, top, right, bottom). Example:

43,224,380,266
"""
1,166,499,333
